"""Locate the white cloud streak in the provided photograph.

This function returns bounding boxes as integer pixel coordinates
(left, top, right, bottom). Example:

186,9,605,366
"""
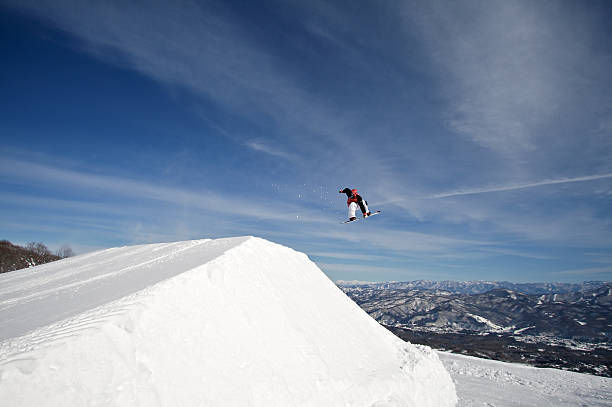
0,156,331,225
429,173,612,199
244,140,299,161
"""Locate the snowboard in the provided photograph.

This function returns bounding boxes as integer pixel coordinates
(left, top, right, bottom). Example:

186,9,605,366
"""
341,210,381,224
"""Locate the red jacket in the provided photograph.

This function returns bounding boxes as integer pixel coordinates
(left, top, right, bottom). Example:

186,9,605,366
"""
347,193,359,206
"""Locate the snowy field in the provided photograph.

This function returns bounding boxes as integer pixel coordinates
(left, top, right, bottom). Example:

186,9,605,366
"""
439,351,612,407
0,237,456,407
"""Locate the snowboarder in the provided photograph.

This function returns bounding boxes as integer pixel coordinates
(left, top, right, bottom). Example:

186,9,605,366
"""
339,188,372,222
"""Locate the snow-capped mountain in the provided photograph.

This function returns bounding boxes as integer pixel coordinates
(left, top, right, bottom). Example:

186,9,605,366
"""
0,237,456,407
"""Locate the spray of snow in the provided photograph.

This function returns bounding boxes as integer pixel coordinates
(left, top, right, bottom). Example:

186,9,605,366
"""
0,237,456,406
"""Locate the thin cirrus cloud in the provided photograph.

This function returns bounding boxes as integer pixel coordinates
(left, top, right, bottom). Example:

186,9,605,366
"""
315,262,409,277
0,157,513,264
6,0,353,153
308,251,388,262
5,0,413,197
0,156,330,225
555,266,612,276
428,173,612,199
375,173,612,206
311,227,491,255
244,140,299,162
401,0,612,161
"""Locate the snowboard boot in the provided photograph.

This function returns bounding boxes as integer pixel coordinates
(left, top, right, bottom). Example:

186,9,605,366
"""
349,216,357,221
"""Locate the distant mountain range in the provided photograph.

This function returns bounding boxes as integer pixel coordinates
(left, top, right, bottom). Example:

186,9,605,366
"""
338,281,611,342
336,279,607,295
338,280,612,376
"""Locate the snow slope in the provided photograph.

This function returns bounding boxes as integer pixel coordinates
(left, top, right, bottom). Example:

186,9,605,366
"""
439,351,612,406
0,237,456,407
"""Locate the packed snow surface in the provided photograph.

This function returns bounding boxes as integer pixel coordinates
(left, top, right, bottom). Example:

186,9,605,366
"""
0,237,456,406
439,351,612,406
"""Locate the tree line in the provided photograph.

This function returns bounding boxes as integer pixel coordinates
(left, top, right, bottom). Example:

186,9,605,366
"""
23,241,75,259
0,240,75,273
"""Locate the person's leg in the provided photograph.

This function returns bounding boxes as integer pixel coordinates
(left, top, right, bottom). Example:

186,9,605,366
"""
360,200,370,216
348,202,358,220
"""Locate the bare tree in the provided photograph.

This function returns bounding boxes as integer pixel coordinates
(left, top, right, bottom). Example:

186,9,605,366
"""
25,242,52,256
56,245,75,258
21,241,58,264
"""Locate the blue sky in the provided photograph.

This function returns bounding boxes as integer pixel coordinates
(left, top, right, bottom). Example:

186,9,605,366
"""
1,0,611,283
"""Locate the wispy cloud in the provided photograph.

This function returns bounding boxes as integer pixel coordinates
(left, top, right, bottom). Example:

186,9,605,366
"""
308,251,387,262
554,266,612,276
402,0,612,163
315,262,409,276
0,192,129,216
428,173,612,199
0,156,330,224
6,0,351,155
244,140,299,161
316,261,456,281
3,154,510,260
4,0,418,198
311,226,491,254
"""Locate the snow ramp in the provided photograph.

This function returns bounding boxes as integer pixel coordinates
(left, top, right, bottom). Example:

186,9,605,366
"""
0,237,457,407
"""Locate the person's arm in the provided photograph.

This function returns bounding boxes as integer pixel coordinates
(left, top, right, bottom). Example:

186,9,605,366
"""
339,188,352,198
